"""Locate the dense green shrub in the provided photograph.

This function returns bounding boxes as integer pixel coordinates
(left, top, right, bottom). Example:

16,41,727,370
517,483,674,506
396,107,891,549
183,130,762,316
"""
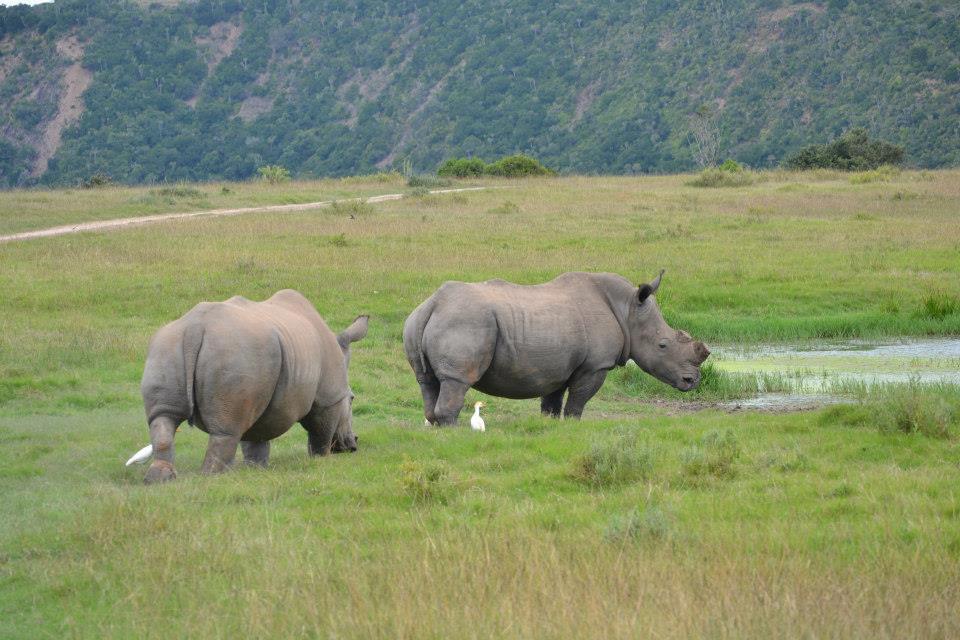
718,159,744,172
437,158,486,178
257,165,291,184
437,154,555,178
485,154,555,177
784,128,905,171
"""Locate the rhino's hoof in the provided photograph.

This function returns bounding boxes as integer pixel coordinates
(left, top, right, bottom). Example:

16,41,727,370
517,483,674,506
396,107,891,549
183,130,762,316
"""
144,460,177,484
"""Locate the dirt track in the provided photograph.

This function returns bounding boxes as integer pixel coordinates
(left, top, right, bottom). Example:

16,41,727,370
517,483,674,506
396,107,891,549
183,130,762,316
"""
0,187,490,244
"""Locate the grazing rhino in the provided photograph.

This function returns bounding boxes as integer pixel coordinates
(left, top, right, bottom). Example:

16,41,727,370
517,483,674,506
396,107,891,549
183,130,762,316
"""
139,289,368,484
403,271,709,425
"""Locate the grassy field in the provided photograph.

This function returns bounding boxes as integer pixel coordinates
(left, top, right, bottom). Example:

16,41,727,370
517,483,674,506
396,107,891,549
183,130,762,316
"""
1,170,959,638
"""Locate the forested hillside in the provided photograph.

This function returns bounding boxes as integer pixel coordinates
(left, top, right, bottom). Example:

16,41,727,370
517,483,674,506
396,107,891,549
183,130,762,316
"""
0,0,957,186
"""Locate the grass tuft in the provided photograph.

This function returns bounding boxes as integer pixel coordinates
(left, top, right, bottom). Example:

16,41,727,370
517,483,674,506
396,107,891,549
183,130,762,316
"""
399,458,456,503
329,199,374,216
680,429,741,481
604,503,672,543
918,293,959,320
572,431,655,487
686,168,755,187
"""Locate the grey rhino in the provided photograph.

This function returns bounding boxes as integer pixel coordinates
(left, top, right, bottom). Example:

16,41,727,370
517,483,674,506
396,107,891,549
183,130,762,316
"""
403,271,709,425
139,289,368,484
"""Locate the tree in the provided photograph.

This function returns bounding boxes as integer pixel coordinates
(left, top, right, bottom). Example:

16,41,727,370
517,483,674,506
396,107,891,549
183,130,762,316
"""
688,104,721,168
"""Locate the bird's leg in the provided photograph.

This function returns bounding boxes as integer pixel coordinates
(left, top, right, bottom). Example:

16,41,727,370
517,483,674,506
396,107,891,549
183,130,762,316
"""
144,415,178,484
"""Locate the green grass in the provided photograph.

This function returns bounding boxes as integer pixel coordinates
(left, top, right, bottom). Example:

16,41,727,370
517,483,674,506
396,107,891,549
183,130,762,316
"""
1,170,960,637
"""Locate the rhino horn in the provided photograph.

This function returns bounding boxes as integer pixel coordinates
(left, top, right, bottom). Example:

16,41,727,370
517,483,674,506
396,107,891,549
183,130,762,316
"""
638,269,665,303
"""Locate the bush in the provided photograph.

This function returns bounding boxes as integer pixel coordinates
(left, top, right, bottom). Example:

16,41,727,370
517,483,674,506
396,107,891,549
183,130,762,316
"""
784,128,905,171
81,172,113,188
436,154,555,178
257,164,291,184
485,154,555,177
572,431,655,487
718,159,744,172
437,157,486,178
686,167,754,188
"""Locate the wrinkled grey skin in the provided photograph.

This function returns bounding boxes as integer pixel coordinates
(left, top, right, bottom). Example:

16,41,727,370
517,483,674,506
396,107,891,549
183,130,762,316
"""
140,289,368,484
403,271,709,425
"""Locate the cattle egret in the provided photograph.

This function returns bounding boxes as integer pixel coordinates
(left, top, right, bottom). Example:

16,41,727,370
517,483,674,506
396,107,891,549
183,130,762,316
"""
125,444,153,466
470,401,486,432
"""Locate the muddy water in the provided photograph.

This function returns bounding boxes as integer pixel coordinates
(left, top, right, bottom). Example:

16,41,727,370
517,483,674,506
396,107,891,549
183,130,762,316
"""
712,338,960,409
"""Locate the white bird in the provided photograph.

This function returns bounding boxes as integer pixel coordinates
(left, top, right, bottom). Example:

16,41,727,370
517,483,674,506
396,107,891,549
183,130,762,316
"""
470,401,486,432
125,444,153,466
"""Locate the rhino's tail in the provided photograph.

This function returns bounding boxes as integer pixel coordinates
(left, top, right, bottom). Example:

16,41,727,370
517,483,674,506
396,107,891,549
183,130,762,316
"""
402,297,436,383
181,322,204,426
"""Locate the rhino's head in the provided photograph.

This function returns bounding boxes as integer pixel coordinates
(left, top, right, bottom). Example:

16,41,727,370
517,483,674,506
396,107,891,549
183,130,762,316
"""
627,271,710,391
331,315,369,453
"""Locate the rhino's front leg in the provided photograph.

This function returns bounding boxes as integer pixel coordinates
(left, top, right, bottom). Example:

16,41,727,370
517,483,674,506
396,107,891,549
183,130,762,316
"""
563,370,608,419
302,402,339,456
144,415,179,484
540,388,566,418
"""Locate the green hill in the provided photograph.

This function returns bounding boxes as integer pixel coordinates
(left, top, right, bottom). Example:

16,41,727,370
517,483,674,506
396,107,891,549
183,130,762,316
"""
0,0,957,187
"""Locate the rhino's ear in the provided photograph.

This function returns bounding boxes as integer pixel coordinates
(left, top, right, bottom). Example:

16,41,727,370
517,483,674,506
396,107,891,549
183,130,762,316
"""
337,315,369,350
638,269,665,303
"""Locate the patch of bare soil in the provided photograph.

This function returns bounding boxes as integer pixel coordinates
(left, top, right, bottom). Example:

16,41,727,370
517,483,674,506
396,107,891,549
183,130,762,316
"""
187,20,243,107
236,95,273,122
749,2,825,54
376,58,465,169
31,35,92,178
569,80,600,129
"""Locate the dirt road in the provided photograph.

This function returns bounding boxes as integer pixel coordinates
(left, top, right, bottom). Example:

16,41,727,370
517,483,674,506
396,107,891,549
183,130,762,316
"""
0,186,491,244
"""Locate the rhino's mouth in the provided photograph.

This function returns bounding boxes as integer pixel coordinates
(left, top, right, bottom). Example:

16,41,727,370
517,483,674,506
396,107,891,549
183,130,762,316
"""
677,371,700,391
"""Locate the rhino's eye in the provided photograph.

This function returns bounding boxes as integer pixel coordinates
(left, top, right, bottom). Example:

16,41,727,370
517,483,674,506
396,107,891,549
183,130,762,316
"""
658,341,668,349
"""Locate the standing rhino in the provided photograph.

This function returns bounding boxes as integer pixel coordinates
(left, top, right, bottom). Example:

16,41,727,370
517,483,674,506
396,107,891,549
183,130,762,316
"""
403,271,709,425
139,289,368,484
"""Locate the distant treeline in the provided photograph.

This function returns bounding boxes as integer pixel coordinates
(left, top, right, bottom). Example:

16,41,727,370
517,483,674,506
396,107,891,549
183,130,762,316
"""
0,0,958,187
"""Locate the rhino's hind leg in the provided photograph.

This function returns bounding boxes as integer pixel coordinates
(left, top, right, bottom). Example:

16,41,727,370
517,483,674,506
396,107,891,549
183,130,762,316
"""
434,379,470,426
241,441,271,467
563,370,609,419
419,379,441,425
200,433,242,474
144,414,179,484
540,388,566,418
